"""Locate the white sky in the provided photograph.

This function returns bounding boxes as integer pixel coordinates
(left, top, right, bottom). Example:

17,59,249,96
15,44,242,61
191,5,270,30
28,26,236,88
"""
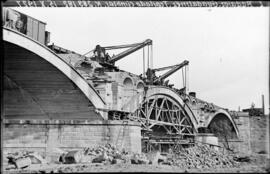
12,7,269,113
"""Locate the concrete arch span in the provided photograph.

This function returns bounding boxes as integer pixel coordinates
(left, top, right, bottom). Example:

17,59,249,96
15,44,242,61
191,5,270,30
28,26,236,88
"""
3,28,106,119
206,109,239,138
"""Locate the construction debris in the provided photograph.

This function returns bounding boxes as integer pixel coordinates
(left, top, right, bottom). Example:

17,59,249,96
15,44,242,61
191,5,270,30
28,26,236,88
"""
131,153,149,164
165,143,240,169
55,143,241,169
60,150,84,164
49,147,67,163
13,157,32,169
233,156,251,162
5,143,244,171
6,151,47,169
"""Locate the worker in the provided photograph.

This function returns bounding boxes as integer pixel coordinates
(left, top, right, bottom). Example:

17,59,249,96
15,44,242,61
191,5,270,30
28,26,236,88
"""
100,47,105,58
94,45,102,57
93,45,104,62
105,53,110,62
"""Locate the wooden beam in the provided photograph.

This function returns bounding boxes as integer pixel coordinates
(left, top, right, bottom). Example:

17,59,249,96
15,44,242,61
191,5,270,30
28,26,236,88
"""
156,97,166,121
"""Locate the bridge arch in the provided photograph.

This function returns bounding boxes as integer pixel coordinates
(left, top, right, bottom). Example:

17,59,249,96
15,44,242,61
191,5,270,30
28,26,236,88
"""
206,110,239,138
3,28,106,119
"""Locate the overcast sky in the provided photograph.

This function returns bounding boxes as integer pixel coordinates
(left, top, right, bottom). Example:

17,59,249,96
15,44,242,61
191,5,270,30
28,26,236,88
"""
12,7,269,113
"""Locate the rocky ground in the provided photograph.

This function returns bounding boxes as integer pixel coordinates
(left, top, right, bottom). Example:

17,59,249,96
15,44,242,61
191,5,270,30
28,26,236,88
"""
3,143,269,173
3,163,269,173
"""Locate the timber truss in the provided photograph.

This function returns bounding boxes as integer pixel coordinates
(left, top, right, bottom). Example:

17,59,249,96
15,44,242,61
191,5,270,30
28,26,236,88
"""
127,94,195,152
129,94,194,135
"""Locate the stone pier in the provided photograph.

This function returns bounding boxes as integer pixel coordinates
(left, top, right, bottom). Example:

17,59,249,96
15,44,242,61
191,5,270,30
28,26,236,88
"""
3,119,142,160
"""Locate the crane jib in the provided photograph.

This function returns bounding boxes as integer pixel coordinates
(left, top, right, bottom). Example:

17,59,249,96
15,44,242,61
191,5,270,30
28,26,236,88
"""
154,60,189,83
108,39,152,63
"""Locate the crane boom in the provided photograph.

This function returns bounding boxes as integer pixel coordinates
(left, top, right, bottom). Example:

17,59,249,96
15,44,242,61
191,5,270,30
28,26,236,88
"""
152,64,179,72
153,60,189,83
108,39,152,63
103,43,142,50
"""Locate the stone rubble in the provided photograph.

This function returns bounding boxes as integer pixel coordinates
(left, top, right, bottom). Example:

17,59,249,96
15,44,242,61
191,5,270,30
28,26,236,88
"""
164,143,240,169
6,151,47,169
5,143,243,171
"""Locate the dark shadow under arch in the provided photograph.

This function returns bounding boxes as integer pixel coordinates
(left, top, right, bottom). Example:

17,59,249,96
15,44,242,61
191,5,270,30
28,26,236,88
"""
207,113,238,139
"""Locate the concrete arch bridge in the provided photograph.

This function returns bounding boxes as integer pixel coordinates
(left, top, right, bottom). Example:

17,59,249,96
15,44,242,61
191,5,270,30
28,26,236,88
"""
3,27,238,153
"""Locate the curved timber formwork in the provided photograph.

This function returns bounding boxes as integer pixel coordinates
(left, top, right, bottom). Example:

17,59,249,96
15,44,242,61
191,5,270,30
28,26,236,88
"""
123,86,198,129
132,94,194,136
124,86,197,152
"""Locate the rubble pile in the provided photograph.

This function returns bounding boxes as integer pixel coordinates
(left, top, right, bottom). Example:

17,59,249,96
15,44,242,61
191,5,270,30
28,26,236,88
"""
60,144,134,165
62,143,234,167
5,143,242,171
6,151,46,169
166,144,240,169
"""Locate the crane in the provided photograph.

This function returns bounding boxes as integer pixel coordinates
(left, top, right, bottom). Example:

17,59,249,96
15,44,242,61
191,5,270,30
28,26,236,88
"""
146,60,189,87
91,39,152,66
